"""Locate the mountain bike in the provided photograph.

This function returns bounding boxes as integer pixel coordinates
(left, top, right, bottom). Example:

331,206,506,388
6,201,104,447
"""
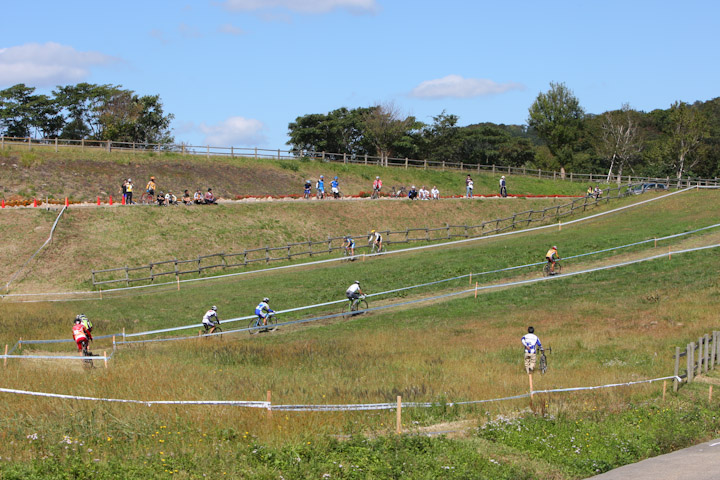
342,246,356,261
369,240,384,253
200,323,222,338
538,347,552,374
80,339,94,369
371,188,381,199
390,186,406,198
542,261,562,277
249,313,277,334
342,295,368,318
140,191,155,205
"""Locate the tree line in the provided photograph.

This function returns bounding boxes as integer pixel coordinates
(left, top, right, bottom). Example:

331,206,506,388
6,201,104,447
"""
287,84,720,181
0,83,174,145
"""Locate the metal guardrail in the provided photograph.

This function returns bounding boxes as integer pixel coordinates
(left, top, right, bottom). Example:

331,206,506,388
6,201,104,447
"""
91,184,635,287
2,135,718,188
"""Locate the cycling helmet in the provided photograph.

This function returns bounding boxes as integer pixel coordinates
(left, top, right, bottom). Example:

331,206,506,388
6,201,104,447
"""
263,297,269,303
371,229,376,233
211,306,217,311
501,175,505,179
320,175,324,178
376,176,379,179
127,178,131,182
552,246,557,250
354,280,360,284
334,176,338,180
75,315,82,321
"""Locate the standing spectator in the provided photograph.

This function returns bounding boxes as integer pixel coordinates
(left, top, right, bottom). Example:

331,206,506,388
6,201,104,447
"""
204,188,217,204
408,185,418,200
431,186,440,200
194,189,204,204
125,179,134,204
121,179,128,204
467,177,474,198
145,176,157,203
304,179,312,199
182,190,192,205
465,175,472,197
373,176,382,196
316,175,325,199
331,176,340,199
521,326,544,391
500,176,507,197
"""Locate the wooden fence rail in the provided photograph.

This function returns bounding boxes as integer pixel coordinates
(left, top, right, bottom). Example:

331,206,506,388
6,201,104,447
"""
673,330,719,392
3,135,719,188
91,184,636,287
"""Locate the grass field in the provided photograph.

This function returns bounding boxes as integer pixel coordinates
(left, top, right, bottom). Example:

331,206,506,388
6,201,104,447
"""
1,187,719,478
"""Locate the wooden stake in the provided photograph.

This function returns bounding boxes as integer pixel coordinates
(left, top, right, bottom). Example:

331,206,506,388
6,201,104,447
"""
267,390,272,418
710,385,713,404
396,396,402,434
662,380,667,401
103,351,108,368
669,247,671,259
469,272,472,285
529,373,534,399
122,328,126,342
18,338,22,350
474,282,478,298
3,344,7,367
177,276,180,291
654,238,657,248
99,288,103,300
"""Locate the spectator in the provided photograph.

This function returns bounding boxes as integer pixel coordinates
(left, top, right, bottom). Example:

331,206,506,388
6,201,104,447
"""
204,188,218,205
331,176,340,199
467,177,474,198
182,190,192,205
316,175,325,199
121,179,128,204
165,191,178,205
126,178,134,204
157,191,166,206
408,185,418,200
431,186,440,200
304,179,312,199
419,186,429,200
587,186,594,197
194,189,205,204
500,176,507,197
372,176,382,195
594,186,602,199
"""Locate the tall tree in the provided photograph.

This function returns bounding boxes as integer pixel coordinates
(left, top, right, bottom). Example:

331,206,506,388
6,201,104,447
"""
362,102,416,166
0,84,36,137
527,82,585,173
598,104,643,183
287,107,373,155
666,101,709,180
53,83,122,139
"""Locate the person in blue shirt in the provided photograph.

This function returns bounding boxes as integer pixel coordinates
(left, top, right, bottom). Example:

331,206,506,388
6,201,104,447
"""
254,298,274,327
316,176,325,199
304,179,312,199
521,326,544,375
331,176,340,199
343,236,356,258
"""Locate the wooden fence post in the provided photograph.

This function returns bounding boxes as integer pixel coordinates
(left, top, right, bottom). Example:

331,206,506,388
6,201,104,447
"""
267,390,272,418
103,351,108,368
396,396,402,434
3,344,7,367
662,380,667,401
687,343,694,383
673,346,680,392
704,334,710,373
699,336,704,373
711,332,716,370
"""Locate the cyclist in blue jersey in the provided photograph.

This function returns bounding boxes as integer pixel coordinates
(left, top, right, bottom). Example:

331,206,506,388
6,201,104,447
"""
343,236,356,258
304,179,312,199
316,176,325,199
254,298,274,327
521,326,544,375
331,176,340,198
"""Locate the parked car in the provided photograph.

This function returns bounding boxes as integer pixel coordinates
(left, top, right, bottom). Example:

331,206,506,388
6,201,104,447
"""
630,183,669,195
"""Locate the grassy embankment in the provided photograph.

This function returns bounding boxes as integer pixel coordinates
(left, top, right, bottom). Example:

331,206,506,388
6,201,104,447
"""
0,190,719,478
0,146,595,203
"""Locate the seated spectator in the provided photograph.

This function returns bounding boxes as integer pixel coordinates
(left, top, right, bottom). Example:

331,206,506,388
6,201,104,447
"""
182,190,192,205
408,185,418,200
587,186,594,197
431,186,440,200
204,188,217,205
166,191,178,205
157,192,167,206
194,189,205,204
594,186,602,199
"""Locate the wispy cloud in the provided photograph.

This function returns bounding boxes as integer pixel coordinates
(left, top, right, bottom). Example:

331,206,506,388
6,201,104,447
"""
198,116,267,146
410,75,524,99
220,0,378,14
0,42,121,87
149,29,169,44
218,23,245,36
179,23,203,38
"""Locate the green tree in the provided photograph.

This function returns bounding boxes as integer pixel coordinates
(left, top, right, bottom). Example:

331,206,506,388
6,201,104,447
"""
0,84,36,137
666,101,709,180
362,102,418,166
527,82,585,173
287,107,373,156
597,104,643,183
53,83,122,139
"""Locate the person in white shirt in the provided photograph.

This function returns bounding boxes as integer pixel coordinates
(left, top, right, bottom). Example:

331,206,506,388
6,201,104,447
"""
346,280,363,304
201,306,220,334
431,186,439,200
521,326,543,374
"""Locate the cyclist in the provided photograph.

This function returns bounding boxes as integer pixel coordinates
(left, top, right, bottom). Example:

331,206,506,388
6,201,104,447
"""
521,326,544,375
372,176,382,197
72,317,92,353
499,176,507,197
201,306,221,334
254,298,274,327
76,314,93,334
545,246,560,275
368,229,383,252
343,236,356,258
125,178,134,204
145,176,156,203
304,179,312,199
346,280,364,308
331,176,340,199
316,175,325,199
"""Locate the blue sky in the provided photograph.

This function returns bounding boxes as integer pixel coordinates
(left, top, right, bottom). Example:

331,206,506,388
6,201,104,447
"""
1,1,718,149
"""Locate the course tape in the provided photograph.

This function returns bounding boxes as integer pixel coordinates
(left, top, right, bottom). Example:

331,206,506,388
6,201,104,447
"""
1,187,693,300
0,376,680,411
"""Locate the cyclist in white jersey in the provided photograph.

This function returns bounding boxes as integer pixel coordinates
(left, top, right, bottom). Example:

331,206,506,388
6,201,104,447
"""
202,306,220,334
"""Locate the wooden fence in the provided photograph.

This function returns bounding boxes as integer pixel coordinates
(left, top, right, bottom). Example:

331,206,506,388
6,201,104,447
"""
2,135,719,188
673,331,719,392
92,184,633,287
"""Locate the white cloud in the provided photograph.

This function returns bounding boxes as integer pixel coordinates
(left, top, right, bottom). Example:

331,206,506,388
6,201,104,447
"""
218,23,245,35
0,42,120,87
179,23,203,38
220,0,377,14
198,117,266,146
410,75,524,99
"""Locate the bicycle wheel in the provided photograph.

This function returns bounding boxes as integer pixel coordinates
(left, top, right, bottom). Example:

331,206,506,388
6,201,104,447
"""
213,325,223,338
351,299,369,314
342,302,353,319
539,353,548,374
266,315,278,332
542,263,551,277
248,318,260,335
81,341,94,369
554,263,562,275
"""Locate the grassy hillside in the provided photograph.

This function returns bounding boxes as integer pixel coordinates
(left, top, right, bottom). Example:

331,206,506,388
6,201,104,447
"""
1,190,719,478
0,147,596,202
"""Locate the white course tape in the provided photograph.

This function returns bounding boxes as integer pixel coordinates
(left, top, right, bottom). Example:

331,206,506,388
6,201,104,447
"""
1,187,693,300
0,375,680,411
